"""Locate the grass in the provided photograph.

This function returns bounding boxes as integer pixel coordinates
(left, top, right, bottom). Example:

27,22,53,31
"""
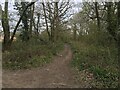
2,38,64,70
70,40,118,88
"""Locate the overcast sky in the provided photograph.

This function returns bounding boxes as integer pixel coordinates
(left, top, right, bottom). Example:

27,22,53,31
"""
0,0,119,32
1,0,119,11
0,0,81,33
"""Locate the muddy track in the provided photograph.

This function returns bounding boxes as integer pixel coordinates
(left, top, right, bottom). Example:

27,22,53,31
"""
2,45,83,88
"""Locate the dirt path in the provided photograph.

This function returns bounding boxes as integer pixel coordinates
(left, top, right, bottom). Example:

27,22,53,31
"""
2,45,83,88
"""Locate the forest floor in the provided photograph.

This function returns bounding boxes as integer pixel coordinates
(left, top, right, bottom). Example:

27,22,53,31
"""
2,44,93,88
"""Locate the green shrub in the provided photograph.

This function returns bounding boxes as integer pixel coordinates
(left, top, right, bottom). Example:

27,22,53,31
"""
2,38,64,70
70,41,118,88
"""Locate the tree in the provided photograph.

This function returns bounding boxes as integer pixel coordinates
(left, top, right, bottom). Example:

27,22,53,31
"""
1,0,10,50
14,1,31,41
41,0,71,42
10,1,36,43
29,4,35,37
42,2,51,40
118,2,120,30
94,2,100,30
33,3,43,35
73,23,77,40
33,13,40,35
106,2,117,41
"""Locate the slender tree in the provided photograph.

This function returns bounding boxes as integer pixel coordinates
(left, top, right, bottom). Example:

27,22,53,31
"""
54,2,59,41
73,23,77,40
42,2,51,40
1,0,10,50
94,2,100,31
107,2,117,41
29,4,35,37
117,1,120,38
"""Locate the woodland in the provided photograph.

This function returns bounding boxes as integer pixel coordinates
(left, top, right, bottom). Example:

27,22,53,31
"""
0,0,120,88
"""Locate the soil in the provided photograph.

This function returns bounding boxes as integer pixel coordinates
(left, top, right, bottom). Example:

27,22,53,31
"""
2,44,93,88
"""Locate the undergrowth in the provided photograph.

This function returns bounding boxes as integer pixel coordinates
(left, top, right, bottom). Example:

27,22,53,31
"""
70,39,118,88
2,37,64,70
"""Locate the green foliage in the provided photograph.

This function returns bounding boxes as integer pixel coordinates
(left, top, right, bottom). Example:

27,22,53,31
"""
70,40,118,88
68,6,118,87
19,30,29,41
3,37,64,70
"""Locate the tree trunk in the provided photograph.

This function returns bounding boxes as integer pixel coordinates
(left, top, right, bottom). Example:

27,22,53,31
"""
36,13,40,35
94,2,100,31
42,2,51,40
118,2,120,29
54,2,59,41
47,3,54,41
107,2,117,41
33,14,40,35
2,1,10,50
29,4,34,37
73,24,77,40
21,2,29,41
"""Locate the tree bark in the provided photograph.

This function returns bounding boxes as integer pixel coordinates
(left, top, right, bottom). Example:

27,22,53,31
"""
118,2,120,29
36,13,40,35
47,3,54,41
29,4,34,37
54,2,59,41
42,2,51,40
73,23,77,40
2,1,10,50
94,2,100,31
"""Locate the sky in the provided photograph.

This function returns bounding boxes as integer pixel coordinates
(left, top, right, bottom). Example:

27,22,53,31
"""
0,0,81,14
1,0,119,11
1,0,80,10
0,0,81,33
0,0,119,32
